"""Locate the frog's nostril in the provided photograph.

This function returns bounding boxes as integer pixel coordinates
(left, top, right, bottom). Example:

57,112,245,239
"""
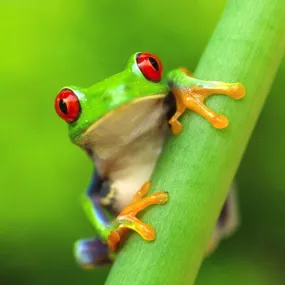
54,88,81,123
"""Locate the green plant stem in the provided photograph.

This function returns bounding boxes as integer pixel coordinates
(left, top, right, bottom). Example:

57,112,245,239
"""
106,0,285,284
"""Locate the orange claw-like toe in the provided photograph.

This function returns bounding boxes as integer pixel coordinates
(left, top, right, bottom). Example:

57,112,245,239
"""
228,83,246,99
169,117,183,136
107,182,168,252
108,230,121,252
212,114,229,129
117,215,156,240
132,181,151,202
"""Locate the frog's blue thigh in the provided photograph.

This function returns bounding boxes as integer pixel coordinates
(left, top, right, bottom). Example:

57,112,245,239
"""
74,237,112,267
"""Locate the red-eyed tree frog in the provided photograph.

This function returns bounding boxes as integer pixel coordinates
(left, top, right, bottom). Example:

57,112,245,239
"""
54,52,245,268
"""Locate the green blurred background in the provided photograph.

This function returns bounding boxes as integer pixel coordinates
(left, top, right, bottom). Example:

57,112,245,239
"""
1,0,284,284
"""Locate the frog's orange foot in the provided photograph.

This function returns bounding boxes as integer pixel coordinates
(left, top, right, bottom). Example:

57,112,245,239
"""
169,71,245,135
107,182,168,252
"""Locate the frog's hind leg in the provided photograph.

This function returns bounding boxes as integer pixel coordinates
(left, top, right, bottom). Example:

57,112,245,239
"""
74,238,112,269
206,185,239,255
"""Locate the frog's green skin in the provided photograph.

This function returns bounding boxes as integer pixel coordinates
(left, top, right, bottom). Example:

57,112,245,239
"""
57,52,238,267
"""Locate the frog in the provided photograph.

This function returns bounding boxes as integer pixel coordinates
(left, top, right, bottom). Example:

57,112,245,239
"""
54,52,245,268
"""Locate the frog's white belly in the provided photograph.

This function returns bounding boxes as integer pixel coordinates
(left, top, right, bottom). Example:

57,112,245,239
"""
108,124,168,212
81,95,170,213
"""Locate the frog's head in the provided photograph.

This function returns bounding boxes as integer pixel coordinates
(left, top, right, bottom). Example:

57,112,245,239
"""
55,52,168,146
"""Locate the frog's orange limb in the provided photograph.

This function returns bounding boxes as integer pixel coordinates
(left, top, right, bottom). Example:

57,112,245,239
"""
168,89,186,136
131,181,151,202
120,191,168,216
107,182,168,252
107,182,152,249
169,69,245,135
107,230,121,252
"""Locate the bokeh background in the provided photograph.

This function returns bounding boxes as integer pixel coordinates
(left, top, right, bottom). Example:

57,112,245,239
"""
1,0,285,284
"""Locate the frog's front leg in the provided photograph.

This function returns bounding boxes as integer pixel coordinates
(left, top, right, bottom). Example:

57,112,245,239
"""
167,68,245,135
107,182,168,252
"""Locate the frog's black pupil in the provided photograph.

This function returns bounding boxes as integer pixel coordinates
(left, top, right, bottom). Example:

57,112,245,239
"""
149,57,159,71
59,99,68,115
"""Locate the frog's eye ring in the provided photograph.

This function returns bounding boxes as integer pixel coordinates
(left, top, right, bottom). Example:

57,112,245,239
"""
54,89,81,123
136,52,163,82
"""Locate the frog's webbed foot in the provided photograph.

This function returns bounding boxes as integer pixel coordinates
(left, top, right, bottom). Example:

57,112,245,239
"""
107,182,168,252
168,68,245,135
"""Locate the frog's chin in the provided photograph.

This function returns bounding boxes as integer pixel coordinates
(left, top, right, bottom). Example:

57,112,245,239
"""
77,94,167,160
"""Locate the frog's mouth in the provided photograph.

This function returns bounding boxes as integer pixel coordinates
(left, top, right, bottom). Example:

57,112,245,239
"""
78,94,169,160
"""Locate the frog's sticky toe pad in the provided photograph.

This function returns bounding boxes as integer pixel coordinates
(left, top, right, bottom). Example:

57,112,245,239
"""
229,83,246,99
212,114,228,129
74,238,112,268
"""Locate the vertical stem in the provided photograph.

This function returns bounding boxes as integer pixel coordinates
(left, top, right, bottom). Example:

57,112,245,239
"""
106,0,285,284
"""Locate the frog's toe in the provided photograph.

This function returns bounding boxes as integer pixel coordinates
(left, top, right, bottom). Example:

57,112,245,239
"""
212,114,229,129
74,238,112,268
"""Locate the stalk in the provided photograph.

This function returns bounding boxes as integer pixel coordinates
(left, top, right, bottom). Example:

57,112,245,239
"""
106,0,285,284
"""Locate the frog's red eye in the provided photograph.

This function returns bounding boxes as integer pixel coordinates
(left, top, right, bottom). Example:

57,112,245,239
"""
136,52,163,82
54,89,81,123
